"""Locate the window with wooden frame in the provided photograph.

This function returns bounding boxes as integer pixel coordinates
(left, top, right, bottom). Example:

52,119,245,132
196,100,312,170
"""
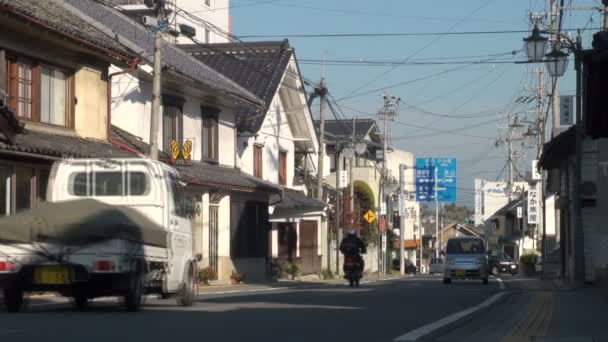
201,106,219,162
4,55,73,127
253,144,263,178
279,150,287,185
162,97,184,156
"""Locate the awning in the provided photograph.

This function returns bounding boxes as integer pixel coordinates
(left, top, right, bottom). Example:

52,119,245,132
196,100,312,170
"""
538,125,575,169
175,161,282,194
274,188,326,211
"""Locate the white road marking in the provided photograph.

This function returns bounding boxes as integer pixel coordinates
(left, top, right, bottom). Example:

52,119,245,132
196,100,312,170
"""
197,287,284,295
393,292,507,342
496,277,505,290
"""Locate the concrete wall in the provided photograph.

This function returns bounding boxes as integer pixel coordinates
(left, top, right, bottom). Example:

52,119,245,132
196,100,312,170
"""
581,137,608,282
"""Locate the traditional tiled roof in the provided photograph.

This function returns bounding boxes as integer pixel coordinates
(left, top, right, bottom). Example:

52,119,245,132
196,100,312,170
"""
274,188,326,210
112,125,280,193
0,128,135,159
0,101,24,144
175,161,281,194
60,0,263,106
0,0,134,59
538,125,576,170
181,40,293,133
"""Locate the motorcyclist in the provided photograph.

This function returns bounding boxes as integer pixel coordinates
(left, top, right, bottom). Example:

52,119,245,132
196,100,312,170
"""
340,230,367,274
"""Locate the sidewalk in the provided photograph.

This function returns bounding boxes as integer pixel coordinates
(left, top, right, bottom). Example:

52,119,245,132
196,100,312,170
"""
504,276,608,341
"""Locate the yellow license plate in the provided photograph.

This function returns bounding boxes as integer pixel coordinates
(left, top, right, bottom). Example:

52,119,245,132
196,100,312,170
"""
34,266,71,285
455,270,466,277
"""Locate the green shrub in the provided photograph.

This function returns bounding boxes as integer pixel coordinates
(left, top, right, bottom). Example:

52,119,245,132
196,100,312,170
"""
284,263,300,280
520,253,538,265
319,268,334,280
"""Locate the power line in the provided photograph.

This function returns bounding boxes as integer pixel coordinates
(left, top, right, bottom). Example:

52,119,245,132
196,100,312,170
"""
257,2,523,25
239,29,593,39
342,0,496,99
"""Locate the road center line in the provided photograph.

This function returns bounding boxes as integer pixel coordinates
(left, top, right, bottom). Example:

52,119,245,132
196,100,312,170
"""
393,292,507,342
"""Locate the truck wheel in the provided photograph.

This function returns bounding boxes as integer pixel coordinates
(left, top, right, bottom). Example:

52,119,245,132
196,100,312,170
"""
125,268,144,312
73,294,88,310
177,263,195,307
4,288,24,313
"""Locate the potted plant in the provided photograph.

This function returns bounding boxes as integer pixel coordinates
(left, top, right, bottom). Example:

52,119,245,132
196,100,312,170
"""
520,253,538,276
198,267,216,285
230,270,243,285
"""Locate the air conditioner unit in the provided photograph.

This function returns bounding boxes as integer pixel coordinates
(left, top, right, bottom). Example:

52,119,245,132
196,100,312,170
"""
142,15,158,28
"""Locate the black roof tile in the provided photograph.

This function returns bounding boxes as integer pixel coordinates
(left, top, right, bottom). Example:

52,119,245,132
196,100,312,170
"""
180,40,293,133
0,0,134,58
275,188,326,210
61,0,262,106
0,128,135,159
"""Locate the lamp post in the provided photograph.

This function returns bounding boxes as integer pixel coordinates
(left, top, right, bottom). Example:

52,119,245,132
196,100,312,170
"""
522,26,584,282
523,25,549,62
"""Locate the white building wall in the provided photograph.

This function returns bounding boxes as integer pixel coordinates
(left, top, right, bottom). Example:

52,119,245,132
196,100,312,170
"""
237,95,294,186
111,67,237,166
169,0,230,44
474,179,529,224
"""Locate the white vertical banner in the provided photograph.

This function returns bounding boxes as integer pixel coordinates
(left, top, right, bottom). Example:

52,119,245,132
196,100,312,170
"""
517,207,523,219
527,182,540,224
532,160,541,180
380,202,387,215
474,178,484,226
339,170,348,188
398,194,405,216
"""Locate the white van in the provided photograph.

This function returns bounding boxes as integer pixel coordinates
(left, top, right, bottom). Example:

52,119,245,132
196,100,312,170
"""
0,159,197,312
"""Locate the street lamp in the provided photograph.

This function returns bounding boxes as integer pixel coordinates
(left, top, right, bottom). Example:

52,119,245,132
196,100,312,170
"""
545,48,570,77
523,25,549,62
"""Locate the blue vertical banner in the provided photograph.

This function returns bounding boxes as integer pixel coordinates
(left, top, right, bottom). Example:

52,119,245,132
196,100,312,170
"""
415,158,457,202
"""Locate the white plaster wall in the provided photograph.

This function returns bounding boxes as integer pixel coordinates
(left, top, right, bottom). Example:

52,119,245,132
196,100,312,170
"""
111,66,237,166
237,95,294,186
217,194,231,257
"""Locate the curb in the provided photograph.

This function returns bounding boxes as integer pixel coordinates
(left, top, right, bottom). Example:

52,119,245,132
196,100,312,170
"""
394,291,512,342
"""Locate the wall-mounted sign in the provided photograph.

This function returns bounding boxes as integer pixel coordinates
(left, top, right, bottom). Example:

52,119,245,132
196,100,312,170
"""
170,139,194,164
527,182,540,224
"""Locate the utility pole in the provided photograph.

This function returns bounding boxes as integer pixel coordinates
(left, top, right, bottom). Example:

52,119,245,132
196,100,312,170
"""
350,118,355,215
149,1,165,161
399,164,405,276
335,149,342,276
377,94,400,274
314,51,330,271
434,166,439,258
549,0,561,136
418,205,423,274
316,50,327,201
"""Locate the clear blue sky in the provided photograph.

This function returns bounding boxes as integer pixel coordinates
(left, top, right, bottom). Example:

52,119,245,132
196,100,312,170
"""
231,0,601,206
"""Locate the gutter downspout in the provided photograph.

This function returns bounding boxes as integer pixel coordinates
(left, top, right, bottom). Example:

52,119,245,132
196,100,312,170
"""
108,58,144,156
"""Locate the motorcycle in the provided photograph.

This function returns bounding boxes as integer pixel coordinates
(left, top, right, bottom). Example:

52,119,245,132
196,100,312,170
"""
343,254,363,288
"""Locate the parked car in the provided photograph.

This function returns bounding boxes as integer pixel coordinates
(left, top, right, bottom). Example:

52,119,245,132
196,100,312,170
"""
488,252,518,275
429,258,444,275
443,237,489,285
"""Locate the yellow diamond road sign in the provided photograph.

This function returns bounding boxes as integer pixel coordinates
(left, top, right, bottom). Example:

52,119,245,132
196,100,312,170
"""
364,210,376,223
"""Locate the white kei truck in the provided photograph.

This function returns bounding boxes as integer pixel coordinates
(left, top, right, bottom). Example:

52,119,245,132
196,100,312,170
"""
0,158,198,312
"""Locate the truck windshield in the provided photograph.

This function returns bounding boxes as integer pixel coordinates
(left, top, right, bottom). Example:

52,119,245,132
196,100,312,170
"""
446,239,486,254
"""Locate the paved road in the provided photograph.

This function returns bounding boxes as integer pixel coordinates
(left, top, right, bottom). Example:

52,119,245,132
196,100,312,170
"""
0,275,501,342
